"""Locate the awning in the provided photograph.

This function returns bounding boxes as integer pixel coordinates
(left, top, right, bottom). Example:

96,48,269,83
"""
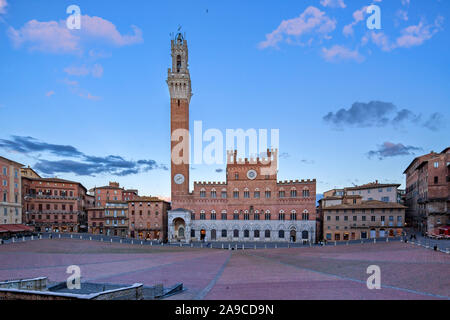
0,224,34,233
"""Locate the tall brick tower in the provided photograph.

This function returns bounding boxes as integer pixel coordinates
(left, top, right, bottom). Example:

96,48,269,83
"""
167,33,192,204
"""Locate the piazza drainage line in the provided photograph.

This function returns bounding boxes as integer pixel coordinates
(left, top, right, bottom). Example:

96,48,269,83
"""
194,251,232,300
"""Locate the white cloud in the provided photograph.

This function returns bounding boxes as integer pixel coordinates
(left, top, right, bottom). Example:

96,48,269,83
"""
0,0,7,14
8,15,143,54
367,16,444,51
396,16,443,48
343,6,367,37
396,9,409,22
320,0,346,9
45,90,55,97
259,6,336,49
64,64,103,78
322,45,365,63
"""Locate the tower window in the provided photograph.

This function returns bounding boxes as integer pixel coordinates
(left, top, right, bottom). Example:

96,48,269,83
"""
177,55,182,72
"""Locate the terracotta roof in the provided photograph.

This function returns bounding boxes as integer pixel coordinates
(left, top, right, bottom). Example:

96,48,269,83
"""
89,185,124,191
0,156,25,167
320,196,343,200
345,182,400,191
129,196,168,203
403,152,437,174
23,177,87,191
323,200,407,210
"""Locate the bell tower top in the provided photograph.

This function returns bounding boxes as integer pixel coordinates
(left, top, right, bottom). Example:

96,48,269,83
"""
167,32,192,103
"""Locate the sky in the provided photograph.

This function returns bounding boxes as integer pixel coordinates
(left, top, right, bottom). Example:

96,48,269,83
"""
0,0,448,199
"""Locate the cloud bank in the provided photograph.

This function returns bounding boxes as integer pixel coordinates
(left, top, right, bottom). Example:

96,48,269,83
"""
323,101,444,131
0,136,167,177
367,142,422,160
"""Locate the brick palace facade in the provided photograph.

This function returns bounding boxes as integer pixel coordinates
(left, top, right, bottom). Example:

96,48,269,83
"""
166,34,316,243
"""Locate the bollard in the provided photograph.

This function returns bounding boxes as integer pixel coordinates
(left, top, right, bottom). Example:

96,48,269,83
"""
191,243,193,248
141,241,143,245
101,238,103,242
201,244,203,248
235,244,237,250
254,245,256,250
446,248,449,254
288,243,290,248
12,238,15,243
386,237,389,243
180,243,182,247
275,244,277,249
131,240,133,244
374,238,376,244
242,244,244,250
31,235,34,241
90,237,92,241
39,235,42,240
222,244,224,249
346,241,349,246
22,236,25,242
229,244,231,250
111,239,113,243
59,234,61,239
265,244,267,249
151,242,153,246
335,241,337,246
71,234,73,239
120,239,122,244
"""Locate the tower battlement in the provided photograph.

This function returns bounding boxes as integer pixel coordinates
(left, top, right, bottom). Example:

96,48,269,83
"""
227,149,278,166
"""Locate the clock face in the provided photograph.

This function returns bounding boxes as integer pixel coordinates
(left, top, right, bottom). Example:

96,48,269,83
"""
174,174,185,185
247,170,257,180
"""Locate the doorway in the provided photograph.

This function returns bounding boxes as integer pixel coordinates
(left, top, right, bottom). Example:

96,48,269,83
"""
290,230,296,242
200,229,206,241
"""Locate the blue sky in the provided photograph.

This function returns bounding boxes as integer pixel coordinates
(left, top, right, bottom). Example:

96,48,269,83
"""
0,0,448,198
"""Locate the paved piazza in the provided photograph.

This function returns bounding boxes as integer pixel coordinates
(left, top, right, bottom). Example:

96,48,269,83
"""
0,239,449,300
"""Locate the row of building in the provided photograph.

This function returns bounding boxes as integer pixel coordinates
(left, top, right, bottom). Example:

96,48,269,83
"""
0,157,170,240
1,148,448,243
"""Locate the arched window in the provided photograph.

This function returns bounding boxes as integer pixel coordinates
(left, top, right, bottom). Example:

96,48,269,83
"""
200,188,206,198
200,210,206,220
221,229,227,237
233,229,239,238
290,188,297,197
302,230,309,240
191,229,195,237
211,210,217,220
302,189,310,198
290,210,297,220
278,230,285,239
302,210,309,220
254,230,260,238
244,230,250,238
211,189,217,198
265,230,271,238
